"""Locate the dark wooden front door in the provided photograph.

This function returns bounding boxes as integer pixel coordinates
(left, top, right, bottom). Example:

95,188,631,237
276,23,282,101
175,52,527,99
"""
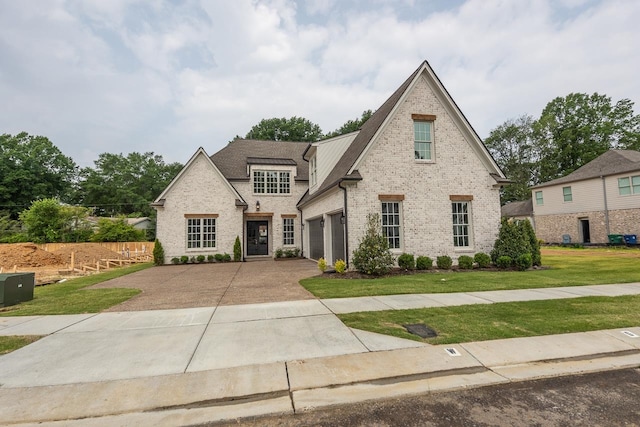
247,221,269,255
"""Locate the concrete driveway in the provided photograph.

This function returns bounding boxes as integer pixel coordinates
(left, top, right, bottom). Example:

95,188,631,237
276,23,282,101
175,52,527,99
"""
91,259,319,311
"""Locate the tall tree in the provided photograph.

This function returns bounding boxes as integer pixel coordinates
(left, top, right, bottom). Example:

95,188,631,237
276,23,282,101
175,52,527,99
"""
484,115,538,204
535,93,640,182
244,117,323,142
324,110,373,139
78,152,182,217
19,198,92,243
0,132,77,217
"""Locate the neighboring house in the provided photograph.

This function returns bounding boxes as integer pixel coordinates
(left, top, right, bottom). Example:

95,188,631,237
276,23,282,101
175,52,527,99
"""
126,217,153,231
531,150,640,244
500,199,534,225
153,61,507,265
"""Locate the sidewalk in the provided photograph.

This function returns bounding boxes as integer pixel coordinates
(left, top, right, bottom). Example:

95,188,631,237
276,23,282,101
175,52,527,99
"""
1,283,640,426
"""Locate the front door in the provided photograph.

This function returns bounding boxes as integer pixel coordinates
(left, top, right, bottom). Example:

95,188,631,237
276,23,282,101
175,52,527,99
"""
580,219,591,243
247,221,269,255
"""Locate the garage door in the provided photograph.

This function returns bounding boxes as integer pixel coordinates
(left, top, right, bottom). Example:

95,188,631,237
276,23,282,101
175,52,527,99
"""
308,218,324,260
330,213,345,264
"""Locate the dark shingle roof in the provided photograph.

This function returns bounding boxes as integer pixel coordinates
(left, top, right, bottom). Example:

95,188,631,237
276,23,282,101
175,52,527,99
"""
501,199,533,217
533,150,640,189
211,139,310,181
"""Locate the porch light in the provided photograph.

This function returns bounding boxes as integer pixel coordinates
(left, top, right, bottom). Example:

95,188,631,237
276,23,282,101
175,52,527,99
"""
256,200,260,211
320,218,325,228
340,213,345,224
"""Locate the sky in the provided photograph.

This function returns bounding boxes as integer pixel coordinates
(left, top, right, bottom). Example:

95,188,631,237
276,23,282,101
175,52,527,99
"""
0,0,638,167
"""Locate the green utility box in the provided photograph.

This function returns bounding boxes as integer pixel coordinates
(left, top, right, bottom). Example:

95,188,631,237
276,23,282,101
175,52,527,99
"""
608,234,624,244
0,273,35,307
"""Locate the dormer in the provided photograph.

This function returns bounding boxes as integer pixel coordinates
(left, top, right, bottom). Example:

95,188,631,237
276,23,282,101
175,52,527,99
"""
304,131,358,196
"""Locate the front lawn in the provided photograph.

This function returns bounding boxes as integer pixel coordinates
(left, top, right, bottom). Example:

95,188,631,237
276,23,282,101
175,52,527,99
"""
301,248,640,299
0,263,150,316
0,335,42,355
339,295,640,344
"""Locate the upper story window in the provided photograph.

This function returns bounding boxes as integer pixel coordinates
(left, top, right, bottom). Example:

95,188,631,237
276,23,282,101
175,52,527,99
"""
414,121,433,160
310,155,317,186
563,186,572,202
535,191,544,205
618,175,640,195
253,170,291,194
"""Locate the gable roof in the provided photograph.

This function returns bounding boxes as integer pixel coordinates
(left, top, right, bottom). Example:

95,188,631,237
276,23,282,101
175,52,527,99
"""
211,139,310,181
532,150,640,189
298,60,504,207
501,199,533,217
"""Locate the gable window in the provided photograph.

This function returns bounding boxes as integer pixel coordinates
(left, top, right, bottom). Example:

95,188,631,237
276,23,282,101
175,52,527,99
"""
381,201,401,249
618,176,640,195
563,186,573,202
535,191,543,205
452,201,471,247
310,155,317,186
253,170,291,194
414,121,433,160
186,217,216,249
283,218,294,245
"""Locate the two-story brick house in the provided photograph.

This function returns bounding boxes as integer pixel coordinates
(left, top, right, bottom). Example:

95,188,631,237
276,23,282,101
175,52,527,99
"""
153,61,507,265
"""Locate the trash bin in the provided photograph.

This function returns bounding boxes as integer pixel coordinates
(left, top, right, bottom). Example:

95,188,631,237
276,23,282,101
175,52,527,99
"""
608,234,624,244
623,234,637,245
0,273,35,307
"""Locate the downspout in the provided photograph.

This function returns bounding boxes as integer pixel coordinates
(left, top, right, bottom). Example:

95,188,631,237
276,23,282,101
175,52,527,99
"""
297,204,304,258
338,180,349,268
601,176,610,238
242,204,248,261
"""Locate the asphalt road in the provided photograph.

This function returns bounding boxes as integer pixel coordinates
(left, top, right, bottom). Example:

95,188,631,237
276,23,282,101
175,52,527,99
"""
211,368,640,427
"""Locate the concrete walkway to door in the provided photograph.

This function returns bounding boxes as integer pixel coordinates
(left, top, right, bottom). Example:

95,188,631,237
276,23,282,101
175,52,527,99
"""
90,259,318,311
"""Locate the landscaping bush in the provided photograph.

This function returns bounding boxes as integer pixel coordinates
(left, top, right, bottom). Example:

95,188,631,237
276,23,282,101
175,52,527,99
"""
496,255,512,269
171,257,179,264
207,254,214,262
196,255,205,263
222,253,231,262
491,218,531,264
292,247,300,257
474,252,491,268
436,255,452,269
180,255,189,264
190,256,196,263
233,236,242,262
520,219,541,266
415,256,433,270
214,253,224,262
274,248,284,259
152,239,164,266
352,213,395,276
457,255,474,270
284,249,294,258
334,259,347,274
397,253,415,270
515,253,533,271
318,257,327,273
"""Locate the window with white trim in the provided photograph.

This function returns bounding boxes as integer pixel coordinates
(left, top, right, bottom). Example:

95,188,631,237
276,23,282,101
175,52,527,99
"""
563,186,572,202
414,121,433,160
253,170,291,194
310,155,317,186
535,191,543,205
452,202,471,247
618,175,640,195
187,218,216,249
381,201,401,249
283,218,294,245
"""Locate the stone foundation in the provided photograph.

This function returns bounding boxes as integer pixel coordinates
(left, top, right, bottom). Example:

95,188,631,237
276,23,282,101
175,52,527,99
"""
535,209,640,244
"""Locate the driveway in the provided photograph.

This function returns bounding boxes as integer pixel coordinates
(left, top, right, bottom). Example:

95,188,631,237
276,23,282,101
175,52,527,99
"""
90,259,319,311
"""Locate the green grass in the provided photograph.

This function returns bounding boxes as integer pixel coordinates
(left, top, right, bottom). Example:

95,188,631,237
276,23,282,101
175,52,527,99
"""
0,263,151,316
339,295,640,344
0,335,43,355
301,252,640,299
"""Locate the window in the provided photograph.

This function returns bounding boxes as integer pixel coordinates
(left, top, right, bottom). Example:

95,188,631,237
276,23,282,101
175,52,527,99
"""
452,202,471,247
283,218,294,245
414,121,433,160
187,218,216,249
535,191,543,205
618,175,640,195
310,155,317,186
381,201,401,249
253,170,291,194
563,186,572,202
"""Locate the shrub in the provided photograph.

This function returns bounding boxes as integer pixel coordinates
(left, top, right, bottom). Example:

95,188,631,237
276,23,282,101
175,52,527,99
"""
334,259,347,274
415,256,433,270
196,255,205,263
397,253,415,270
292,247,300,257
496,255,512,269
190,256,196,263
520,219,541,266
214,253,224,262
180,255,189,264
284,249,294,258
222,253,231,262
352,213,395,275
233,236,242,262
318,257,327,273
515,253,533,271
92,217,146,243
457,255,474,270
275,248,284,259
152,239,164,266
491,218,530,264
171,257,180,264
474,252,491,268
207,254,214,262
436,255,452,269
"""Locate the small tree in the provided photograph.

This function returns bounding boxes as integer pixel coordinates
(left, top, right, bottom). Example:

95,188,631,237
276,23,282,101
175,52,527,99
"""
233,236,242,261
153,239,164,265
20,198,91,243
490,218,531,266
352,213,394,275
520,219,541,266
92,218,146,242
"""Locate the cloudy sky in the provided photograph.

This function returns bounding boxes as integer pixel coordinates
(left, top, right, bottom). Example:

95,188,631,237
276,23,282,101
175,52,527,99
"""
1,0,638,167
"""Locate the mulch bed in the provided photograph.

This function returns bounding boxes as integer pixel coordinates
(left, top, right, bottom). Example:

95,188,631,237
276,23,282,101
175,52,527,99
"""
322,265,547,279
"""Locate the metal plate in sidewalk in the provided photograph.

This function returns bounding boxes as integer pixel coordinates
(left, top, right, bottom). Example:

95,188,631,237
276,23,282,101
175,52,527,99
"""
404,323,437,338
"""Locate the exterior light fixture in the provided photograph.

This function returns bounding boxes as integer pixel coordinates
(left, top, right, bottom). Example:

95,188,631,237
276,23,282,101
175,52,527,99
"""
256,200,260,211
340,213,345,224
320,218,325,228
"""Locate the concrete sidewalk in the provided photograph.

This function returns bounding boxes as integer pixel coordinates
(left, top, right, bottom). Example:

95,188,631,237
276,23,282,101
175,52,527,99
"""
1,283,640,425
